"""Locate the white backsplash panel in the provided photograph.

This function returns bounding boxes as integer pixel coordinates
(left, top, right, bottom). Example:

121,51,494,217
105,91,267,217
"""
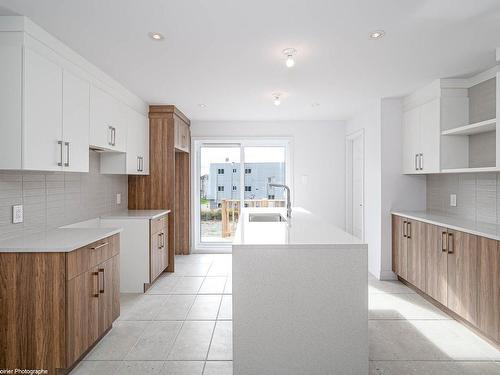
0,151,127,241
427,172,500,225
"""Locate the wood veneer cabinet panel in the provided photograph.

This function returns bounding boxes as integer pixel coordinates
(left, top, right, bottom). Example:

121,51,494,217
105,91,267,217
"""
129,105,191,268
0,252,66,373
391,215,400,274
447,229,478,326
477,237,500,342
175,151,190,255
425,224,448,305
67,269,98,365
407,219,426,291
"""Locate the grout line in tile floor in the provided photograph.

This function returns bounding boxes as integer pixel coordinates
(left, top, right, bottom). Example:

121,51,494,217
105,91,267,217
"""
201,295,224,374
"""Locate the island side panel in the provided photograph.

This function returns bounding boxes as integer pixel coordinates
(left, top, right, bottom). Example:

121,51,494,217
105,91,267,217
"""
233,245,368,375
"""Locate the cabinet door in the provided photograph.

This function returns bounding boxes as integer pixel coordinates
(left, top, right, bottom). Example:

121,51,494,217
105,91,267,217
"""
125,109,140,174
447,230,478,325
477,237,500,342
402,107,420,174
174,117,181,150
66,270,99,364
419,99,440,173
62,70,90,172
90,86,113,149
23,48,63,171
392,215,402,275
425,224,448,305
110,98,127,152
98,257,114,335
141,114,150,174
407,219,426,290
150,231,160,281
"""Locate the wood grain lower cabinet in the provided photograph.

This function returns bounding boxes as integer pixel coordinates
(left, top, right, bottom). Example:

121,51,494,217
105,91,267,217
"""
425,224,448,305
446,229,478,326
391,215,407,279
0,234,120,374
477,237,500,342
392,214,499,345
150,215,169,282
407,220,426,290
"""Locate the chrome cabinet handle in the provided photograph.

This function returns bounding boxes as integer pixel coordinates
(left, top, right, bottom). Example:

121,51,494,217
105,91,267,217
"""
57,140,63,166
137,156,141,172
419,153,423,170
108,126,113,145
414,154,418,171
111,127,116,146
139,156,144,172
407,221,411,239
64,142,70,167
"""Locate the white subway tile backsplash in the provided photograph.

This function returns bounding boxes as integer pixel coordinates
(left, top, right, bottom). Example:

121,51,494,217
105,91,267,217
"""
0,151,127,241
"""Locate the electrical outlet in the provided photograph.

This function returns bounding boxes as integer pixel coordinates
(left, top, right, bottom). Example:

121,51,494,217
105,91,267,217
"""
450,194,457,207
116,193,121,205
12,205,23,224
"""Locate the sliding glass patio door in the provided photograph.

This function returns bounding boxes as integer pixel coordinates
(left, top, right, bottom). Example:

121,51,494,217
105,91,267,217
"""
194,140,290,251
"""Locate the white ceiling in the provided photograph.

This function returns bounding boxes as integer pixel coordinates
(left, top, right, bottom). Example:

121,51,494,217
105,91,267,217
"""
1,0,500,121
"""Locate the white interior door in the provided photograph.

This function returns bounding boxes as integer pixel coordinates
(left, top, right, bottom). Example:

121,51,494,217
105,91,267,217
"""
346,131,364,240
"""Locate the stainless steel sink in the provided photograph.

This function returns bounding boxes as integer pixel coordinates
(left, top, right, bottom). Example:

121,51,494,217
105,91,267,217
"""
248,213,287,222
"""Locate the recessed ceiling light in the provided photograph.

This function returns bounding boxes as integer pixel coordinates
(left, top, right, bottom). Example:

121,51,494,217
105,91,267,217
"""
369,30,385,39
282,48,297,68
272,93,282,106
198,104,207,108
149,32,164,41
311,102,320,108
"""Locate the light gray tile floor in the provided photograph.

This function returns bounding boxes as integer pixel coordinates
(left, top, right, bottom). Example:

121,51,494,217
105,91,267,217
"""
71,255,500,375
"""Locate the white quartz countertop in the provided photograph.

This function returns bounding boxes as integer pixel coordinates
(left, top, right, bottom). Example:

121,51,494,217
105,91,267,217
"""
101,210,171,220
232,207,366,249
0,227,122,253
392,210,500,241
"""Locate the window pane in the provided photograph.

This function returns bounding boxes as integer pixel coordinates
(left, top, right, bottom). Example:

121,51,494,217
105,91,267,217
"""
243,146,286,208
200,146,241,242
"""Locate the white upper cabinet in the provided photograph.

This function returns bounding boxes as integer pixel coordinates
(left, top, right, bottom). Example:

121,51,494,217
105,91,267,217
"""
90,86,127,153
100,108,149,175
402,99,440,174
0,16,148,173
23,47,63,171
62,70,90,172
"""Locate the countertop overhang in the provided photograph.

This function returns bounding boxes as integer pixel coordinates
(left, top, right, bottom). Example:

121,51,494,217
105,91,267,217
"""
232,207,367,249
392,210,500,241
101,209,171,220
0,227,122,253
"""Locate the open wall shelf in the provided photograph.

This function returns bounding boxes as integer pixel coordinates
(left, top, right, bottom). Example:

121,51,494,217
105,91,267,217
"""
441,118,496,136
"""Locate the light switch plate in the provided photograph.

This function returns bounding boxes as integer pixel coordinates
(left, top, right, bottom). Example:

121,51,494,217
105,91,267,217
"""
116,193,121,205
450,194,457,207
12,205,23,224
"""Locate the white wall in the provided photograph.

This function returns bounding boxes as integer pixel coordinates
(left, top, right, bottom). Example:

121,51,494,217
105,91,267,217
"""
346,101,382,278
380,99,426,279
346,99,426,279
191,121,347,227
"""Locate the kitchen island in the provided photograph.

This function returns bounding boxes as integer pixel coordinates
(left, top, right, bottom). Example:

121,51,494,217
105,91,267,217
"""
232,207,368,375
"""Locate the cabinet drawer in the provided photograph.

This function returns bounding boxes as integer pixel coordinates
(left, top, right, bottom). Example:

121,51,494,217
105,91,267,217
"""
151,215,167,234
66,234,119,280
